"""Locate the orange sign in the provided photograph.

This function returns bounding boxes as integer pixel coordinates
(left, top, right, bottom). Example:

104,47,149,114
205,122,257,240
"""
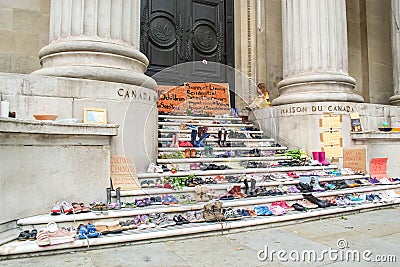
157,83,230,115
157,85,186,114
369,158,388,178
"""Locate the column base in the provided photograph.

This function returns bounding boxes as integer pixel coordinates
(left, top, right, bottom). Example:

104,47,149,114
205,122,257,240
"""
32,39,157,90
272,73,364,106
389,95,400,106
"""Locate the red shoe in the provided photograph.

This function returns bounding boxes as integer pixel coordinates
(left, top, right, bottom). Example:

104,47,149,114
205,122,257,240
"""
51,203,61,215
278,201,294,211
61,201,74,215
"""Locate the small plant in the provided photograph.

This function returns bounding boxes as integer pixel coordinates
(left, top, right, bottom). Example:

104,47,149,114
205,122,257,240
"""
164,176,188,190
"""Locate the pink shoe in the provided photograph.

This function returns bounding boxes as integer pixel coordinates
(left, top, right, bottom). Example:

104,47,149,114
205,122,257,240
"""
318,152,330,166
269,205,287,216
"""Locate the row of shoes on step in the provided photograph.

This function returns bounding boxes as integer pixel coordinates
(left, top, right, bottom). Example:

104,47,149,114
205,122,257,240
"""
50,201,91,215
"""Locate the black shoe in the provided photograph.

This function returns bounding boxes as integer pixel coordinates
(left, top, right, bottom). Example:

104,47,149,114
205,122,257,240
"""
299,182,313,192
243,179,249,195
291,203,307,211
173,215,184,225
302,193,330,208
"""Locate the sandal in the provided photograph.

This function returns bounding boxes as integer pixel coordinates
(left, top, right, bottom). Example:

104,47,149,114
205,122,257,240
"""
72,202,83,214
79,203,91,213
17,230,30,241
29,229,38,240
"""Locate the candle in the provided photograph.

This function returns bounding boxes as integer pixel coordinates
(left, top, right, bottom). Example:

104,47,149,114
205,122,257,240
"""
0,100,9,117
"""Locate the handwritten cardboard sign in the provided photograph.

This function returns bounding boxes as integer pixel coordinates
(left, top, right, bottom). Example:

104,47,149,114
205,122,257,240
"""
369,158,388,178
343,147,367,174
110,155,140,190
319,114,342,129
322,145,343,158
157,85,187,115
320,130,342,146
157,82,231,115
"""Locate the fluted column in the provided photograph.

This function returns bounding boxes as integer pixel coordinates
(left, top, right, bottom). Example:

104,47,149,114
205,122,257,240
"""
390,0,400,105
272,0,363,105
32,0,156,89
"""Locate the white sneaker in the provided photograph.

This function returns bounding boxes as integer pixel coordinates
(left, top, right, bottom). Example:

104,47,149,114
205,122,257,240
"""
340,168,355,175
379,178,394,185
147,163,156,173
378,192,395,203
386,190,400,198
155,165,163,173
310,160,321,166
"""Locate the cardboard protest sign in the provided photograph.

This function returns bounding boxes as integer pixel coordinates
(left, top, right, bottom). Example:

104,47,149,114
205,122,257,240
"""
110,155,140,190
343,147,367,174
157,82,230,115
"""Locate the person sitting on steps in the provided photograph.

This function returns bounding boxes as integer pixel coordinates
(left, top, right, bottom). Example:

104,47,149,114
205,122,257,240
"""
246,83,271,110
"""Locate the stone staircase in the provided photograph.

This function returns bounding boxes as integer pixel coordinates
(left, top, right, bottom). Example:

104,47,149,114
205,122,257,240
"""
1,114,400,257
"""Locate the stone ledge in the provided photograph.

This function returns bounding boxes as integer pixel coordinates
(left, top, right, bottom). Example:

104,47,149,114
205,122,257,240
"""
0,118,119,136
351,131,400,140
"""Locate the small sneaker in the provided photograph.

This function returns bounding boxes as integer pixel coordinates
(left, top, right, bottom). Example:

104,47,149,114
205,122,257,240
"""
36,229,51,247
254,206,273,216
386,190,400,198
269,205,287,216
278,201,294,211
313,183,325,192
368,178,381,184
147,163,157,173
60,201,74,214
336,197,347,208
48,228,75,245
50,203,62,215
347,194,364,204
223,208,242,220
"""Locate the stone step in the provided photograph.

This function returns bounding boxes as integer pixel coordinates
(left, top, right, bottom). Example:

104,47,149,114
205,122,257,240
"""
3,199,399,256
159,122,253,128
159,115,243,121
137,165,338,179
119,174,371,198
16,184,399,230
158,137,274,142
0,229,21,247
158,147,287,152
159,129,263,134
156,156,291,164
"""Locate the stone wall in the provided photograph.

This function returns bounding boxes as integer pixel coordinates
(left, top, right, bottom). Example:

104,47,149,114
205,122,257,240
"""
0,73,158,173
252,103,400,176
0,119,116,224
0,0,50,74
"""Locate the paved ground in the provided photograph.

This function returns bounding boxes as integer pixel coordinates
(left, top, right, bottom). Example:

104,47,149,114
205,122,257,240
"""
1,206,400,267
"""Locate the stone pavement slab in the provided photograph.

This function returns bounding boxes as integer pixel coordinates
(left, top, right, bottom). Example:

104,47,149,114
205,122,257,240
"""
0,207,399,267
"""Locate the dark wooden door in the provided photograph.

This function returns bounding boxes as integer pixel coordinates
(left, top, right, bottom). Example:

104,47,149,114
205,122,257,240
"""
140,0,234,90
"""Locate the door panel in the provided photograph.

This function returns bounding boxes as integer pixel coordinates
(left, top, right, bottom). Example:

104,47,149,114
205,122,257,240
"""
141,0,234,96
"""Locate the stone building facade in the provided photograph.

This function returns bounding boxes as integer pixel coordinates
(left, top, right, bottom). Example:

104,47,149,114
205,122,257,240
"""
1,0,400,224
0,0,398,106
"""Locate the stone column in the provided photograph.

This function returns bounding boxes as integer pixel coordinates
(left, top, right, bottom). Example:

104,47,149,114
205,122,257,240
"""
32,0,156,89
390,0,400,105
272,0,364,105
